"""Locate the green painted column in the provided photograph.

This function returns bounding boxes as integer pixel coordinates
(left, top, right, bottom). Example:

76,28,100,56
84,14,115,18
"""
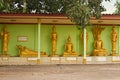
37,19,41,64
83,27,86,64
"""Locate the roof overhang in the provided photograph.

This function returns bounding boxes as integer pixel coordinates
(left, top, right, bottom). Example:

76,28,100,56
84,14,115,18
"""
0,13,120,26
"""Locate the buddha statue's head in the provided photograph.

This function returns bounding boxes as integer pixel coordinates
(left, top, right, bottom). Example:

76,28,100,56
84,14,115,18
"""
3,26,7,33
67,36,71,43
112,26,115,32
52,25,56,32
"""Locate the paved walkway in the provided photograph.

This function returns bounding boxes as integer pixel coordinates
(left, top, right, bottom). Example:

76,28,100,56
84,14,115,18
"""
0,64,120,80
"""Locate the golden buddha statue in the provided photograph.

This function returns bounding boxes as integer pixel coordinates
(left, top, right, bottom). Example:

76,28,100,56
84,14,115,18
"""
0,26,10,56
93,35,107,56
40,51,48,57
63,36,78,57
92,26,107,56
17,45,48,57
50,26,58,56
111,27,118,56
17,45,37,57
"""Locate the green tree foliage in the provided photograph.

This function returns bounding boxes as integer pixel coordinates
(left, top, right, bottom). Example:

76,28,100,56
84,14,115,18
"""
43,0,66,14
66,0,110,28
0,0,23,13
26,0,66,14
26,0,42,13
0,0,11,12
114,0,120,14
0,0,66,13
10,0,23,13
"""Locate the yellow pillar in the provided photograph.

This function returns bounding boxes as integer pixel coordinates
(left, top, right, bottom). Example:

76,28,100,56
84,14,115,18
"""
37,19,41,64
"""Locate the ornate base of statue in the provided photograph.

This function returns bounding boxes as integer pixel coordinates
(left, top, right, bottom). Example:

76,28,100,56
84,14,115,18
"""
51,54,59,57
0,53,9,57
110,53,119,56
0,53,9,61
63,52,69,57
92,49,107,56
41,52,48,57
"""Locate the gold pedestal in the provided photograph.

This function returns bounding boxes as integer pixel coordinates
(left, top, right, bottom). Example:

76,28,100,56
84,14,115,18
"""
70,54,78,57
93,49,107,56
110,53,119,56
71,52,78,57
41,52,48,57
63,54,69,57
63,52,69,57
0,53,9,61
51,54,59,57
63,52,78,57
41,55,48,57
0,53,9,57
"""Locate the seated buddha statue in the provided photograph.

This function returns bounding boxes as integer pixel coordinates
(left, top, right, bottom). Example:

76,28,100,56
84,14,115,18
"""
92,35,107,56
63,36,78,57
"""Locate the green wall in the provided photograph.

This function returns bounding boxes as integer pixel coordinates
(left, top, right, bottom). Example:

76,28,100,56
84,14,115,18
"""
0,24,38,56
41,25,119,56
41,25,79,56
0,24,119,56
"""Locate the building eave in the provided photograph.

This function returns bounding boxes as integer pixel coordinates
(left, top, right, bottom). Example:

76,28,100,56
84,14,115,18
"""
0,13,120,26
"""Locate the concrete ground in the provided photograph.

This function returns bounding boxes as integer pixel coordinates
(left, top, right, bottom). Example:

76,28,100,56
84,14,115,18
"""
0,64,120,80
